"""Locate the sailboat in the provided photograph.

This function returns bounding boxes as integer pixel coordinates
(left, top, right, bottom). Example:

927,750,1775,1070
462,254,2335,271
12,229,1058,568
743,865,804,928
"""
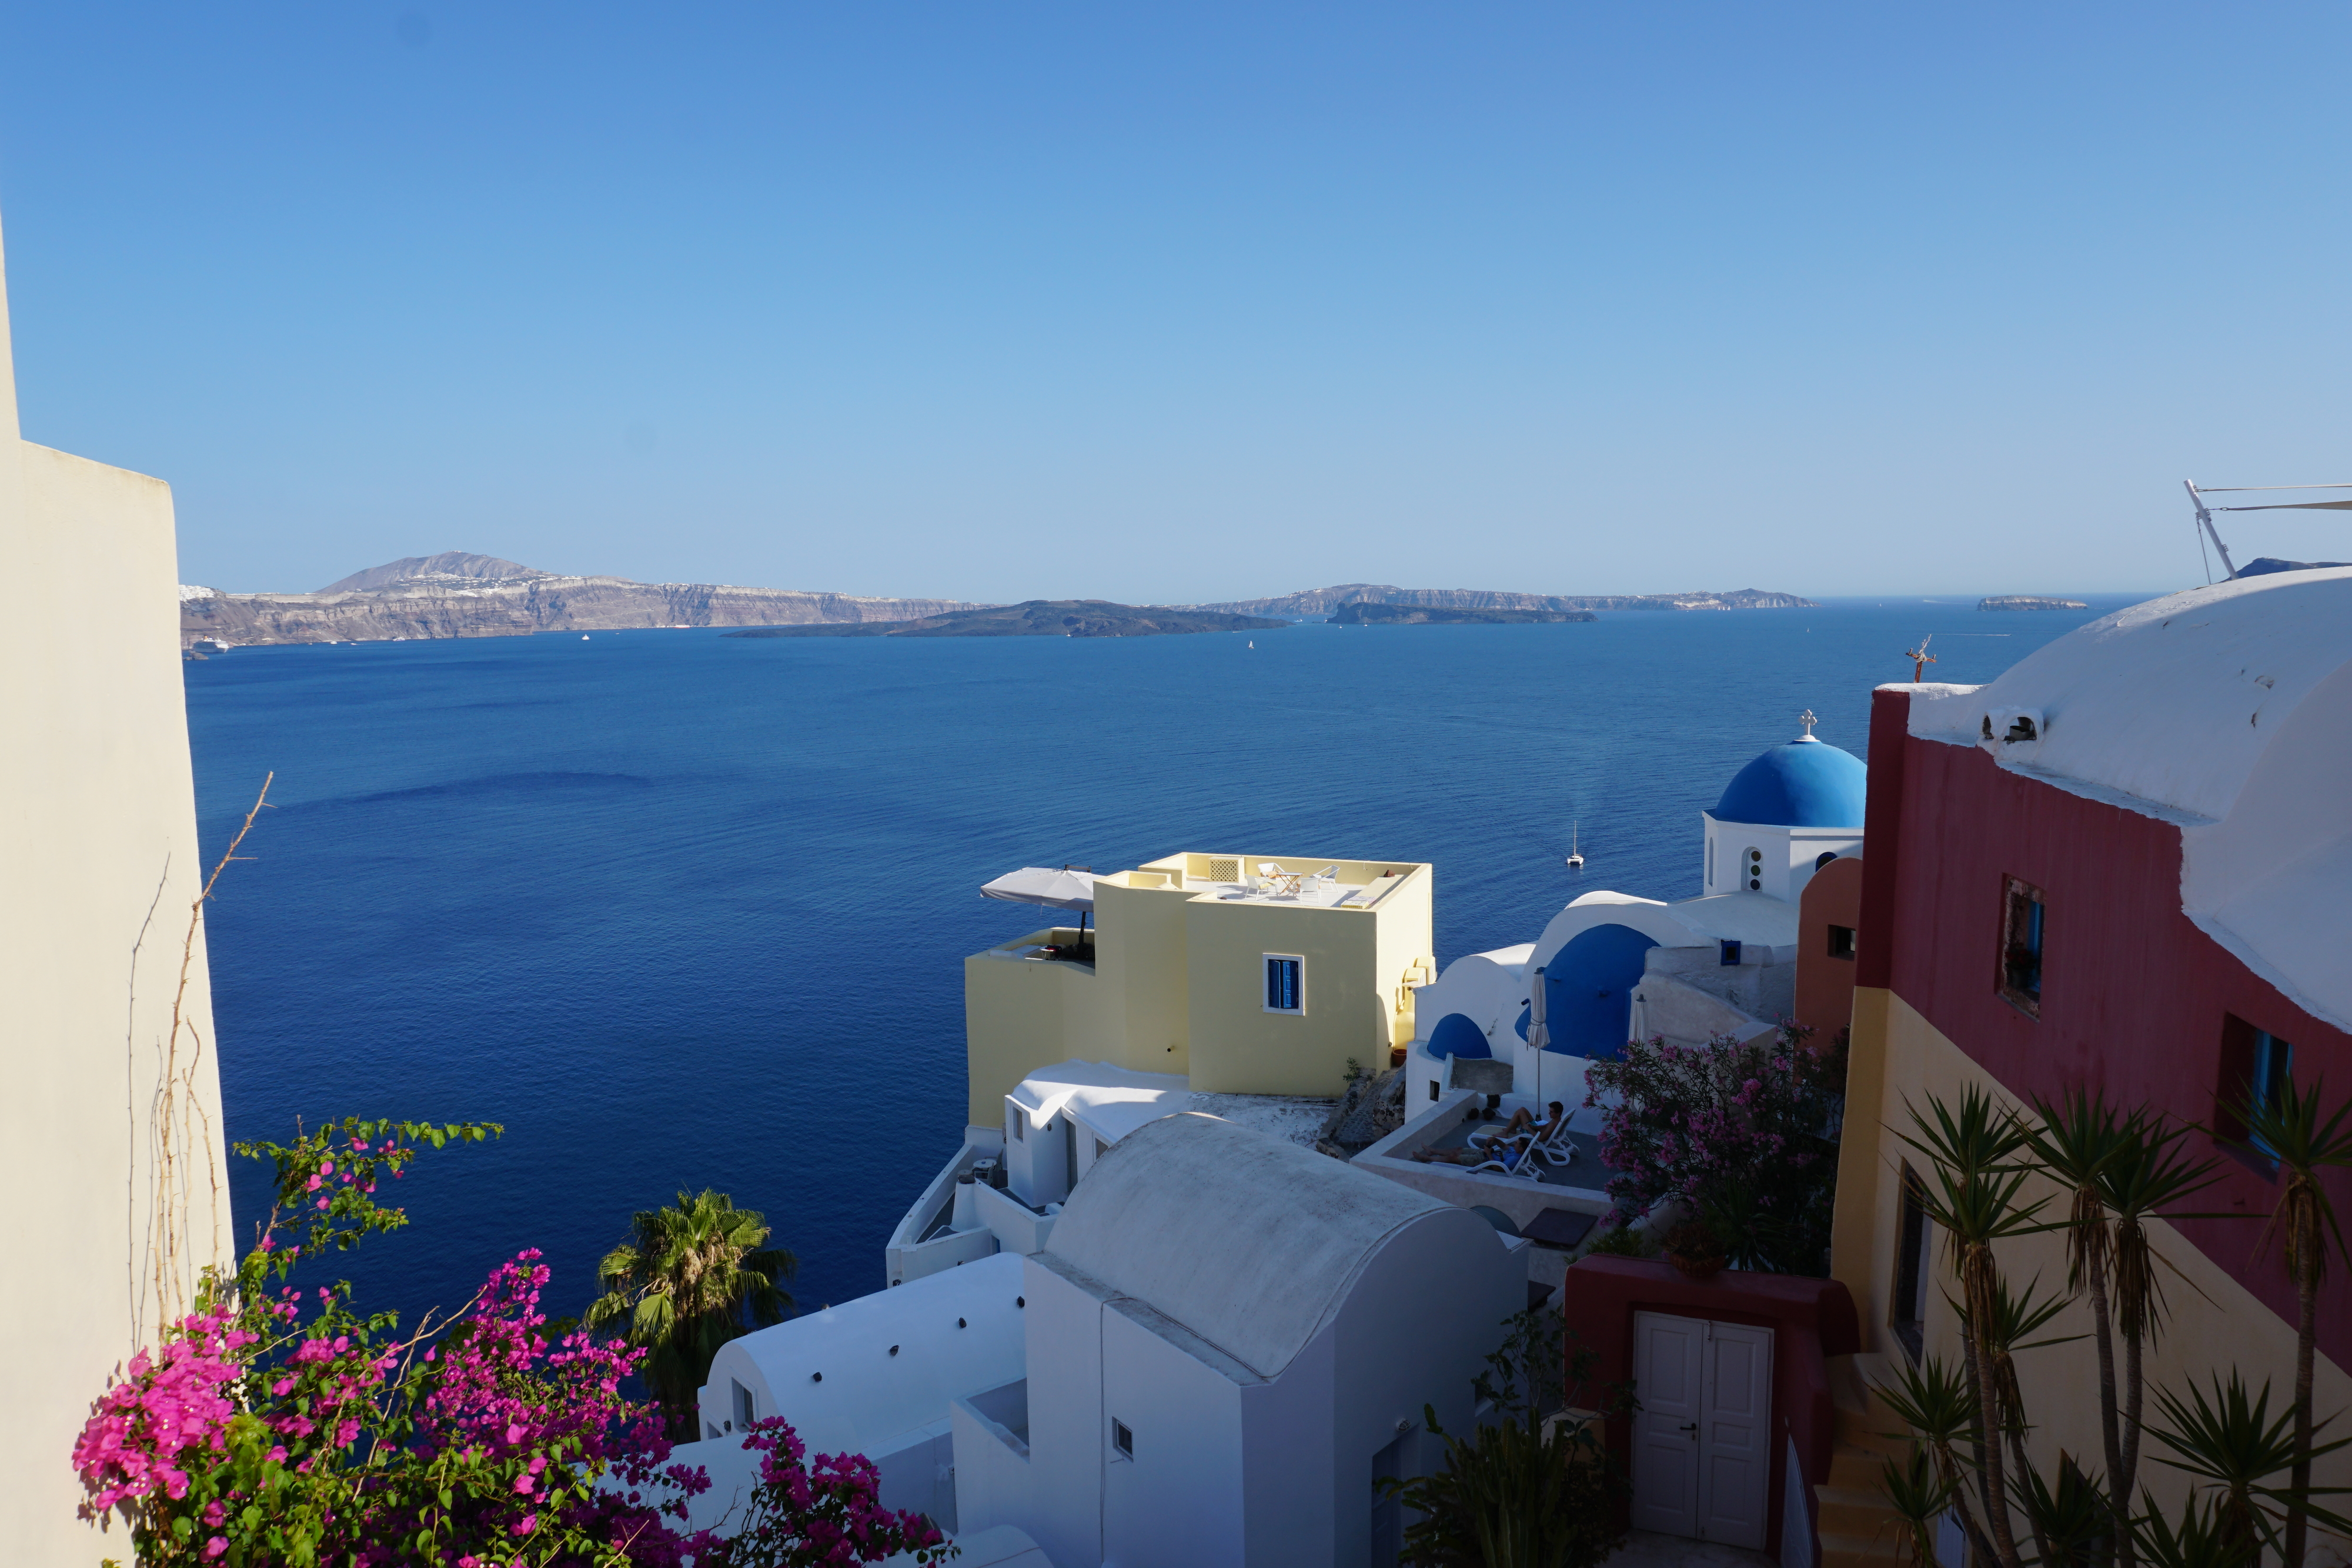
1565,821,1585,869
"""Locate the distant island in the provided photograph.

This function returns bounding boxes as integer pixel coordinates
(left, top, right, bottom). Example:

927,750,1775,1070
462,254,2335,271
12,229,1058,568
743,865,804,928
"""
181,554,1815,648
1193,582,1813,615
180,553,978,647
1328,602,1596,626
724,600,1287,639
1978,596,2090,611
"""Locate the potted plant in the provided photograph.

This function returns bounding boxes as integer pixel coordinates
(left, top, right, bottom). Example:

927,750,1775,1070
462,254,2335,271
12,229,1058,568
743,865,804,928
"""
1662,1217,1727,1281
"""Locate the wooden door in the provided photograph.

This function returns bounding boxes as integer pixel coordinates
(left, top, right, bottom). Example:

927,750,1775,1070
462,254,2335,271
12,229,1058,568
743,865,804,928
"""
1631,1312,1703,1536
1631,1312,1775,1548
1699,1322,1774,1549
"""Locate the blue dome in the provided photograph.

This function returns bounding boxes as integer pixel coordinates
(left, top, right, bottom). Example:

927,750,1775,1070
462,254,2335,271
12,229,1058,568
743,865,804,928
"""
1712,737,1866,827
1428,1012,1490,1061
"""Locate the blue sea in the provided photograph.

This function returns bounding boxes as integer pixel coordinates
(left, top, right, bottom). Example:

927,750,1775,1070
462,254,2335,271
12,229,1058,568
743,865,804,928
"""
188,597,2130,1326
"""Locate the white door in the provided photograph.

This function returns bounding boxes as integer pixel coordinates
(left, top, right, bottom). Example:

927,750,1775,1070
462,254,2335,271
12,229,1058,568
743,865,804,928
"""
1699,1322,1773,1548
1631,1313,1775,1549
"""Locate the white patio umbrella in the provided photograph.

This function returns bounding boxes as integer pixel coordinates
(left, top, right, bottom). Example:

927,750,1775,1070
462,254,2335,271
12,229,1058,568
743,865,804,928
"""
1528,964,1549,1108
980,865,1099,939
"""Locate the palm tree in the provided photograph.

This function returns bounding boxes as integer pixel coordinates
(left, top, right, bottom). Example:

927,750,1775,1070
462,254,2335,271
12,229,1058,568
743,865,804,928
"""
2234,1079,2352,1568
585,1189,796,1437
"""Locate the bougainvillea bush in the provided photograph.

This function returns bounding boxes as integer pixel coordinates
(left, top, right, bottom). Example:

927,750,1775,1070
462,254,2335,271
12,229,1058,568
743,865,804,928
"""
74,1117,951,1567
1582,1022,1848,1274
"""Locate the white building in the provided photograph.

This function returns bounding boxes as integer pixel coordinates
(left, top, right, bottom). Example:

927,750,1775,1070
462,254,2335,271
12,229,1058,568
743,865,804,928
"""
700,1113,1524,1567
1401,721,1866,1115
1,208,236,1558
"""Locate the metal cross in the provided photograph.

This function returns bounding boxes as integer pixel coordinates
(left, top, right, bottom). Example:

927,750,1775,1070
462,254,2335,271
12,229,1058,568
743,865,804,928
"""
1798,708,1818,738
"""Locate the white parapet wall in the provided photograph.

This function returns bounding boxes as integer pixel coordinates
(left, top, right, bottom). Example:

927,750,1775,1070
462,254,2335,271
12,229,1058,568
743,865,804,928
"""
0,212,236,1559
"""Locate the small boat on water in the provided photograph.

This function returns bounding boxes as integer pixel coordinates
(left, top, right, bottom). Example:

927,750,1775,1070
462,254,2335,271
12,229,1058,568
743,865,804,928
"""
1565,821,1585,869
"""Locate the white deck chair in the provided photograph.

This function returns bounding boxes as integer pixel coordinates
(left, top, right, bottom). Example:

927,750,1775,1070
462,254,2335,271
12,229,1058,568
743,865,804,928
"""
1469,1140,1547,1182
1255,861,1302,897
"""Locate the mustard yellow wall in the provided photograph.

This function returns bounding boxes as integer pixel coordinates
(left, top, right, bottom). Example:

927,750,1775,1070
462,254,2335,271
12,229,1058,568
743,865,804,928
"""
1182,900,1387,1096
961,929,1112,1125
1833,986,2352,1527
1092,874,1192,1076
1368,865,1434,1048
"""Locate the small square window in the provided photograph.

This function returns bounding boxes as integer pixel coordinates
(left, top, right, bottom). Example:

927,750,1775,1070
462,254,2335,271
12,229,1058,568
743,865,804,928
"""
1264,954,1305,1014
1827,925,1857,961
1997,876,2045,1016
733,1379,756,1432
2217,1015,2296,1163
1719,940,1742,967
1112,1419,1134,1459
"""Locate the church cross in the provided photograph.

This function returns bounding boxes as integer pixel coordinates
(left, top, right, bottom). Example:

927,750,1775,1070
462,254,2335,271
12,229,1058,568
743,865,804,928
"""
1798,708,1818,738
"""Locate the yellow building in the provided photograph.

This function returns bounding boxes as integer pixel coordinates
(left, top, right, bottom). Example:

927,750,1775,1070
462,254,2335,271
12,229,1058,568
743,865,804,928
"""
962,852,1434,1126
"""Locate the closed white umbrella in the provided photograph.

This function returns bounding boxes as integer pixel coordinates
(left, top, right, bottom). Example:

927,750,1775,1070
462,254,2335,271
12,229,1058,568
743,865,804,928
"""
980,865,1100,942
1528,964,1549,1111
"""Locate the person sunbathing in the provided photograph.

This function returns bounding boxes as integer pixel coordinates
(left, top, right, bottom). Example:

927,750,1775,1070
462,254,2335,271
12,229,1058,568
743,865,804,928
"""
1479,1101,1566,1144
1412,1139,1525,1168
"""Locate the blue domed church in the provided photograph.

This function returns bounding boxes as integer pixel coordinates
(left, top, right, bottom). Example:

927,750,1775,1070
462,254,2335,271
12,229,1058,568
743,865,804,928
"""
1400,716,1866,1117
1702,720,1868,901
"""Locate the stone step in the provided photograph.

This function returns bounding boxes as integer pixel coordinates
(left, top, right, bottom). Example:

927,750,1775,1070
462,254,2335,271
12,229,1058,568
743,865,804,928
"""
1828,1350,1908,1453
1819,1526,1911,1568
1815,1482,1904,1537
1828,1441,1895,1491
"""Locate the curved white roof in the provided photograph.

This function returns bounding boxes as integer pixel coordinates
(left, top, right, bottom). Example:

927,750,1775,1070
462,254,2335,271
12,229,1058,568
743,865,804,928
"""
1043,1113,1471,1379
702,1251,1026,1459
1905,569,2352,824
1905,569,2352,1031
1009,1060,1190,1144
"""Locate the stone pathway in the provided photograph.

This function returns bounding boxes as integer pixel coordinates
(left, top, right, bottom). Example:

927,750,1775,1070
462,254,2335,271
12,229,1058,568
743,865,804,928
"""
1603,1530,1776,1568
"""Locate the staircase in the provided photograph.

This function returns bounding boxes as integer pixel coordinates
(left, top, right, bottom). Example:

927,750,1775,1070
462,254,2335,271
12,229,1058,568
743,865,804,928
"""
1815,1353,1915,1568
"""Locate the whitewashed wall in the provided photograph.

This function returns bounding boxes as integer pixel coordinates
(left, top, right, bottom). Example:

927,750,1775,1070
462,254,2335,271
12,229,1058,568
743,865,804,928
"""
0,213,236,1561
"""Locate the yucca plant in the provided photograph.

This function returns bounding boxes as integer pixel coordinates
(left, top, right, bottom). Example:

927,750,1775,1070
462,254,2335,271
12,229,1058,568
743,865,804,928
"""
585,1188,796,1438
1879,1445,1957,1568
1873,1354,1993,1565
1953,1272,2082,1568
2026,1089,2139,1557
1895,1089,2047,1568
2094,1113,2226,1514
2234,1077,2352,1568
2133,1489,2261,1568
2014,1452,2114,1568
2146,1370,2352,1564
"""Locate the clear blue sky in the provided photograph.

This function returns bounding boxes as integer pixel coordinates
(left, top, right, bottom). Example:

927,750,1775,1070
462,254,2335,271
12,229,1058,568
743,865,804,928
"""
5,4,2350,602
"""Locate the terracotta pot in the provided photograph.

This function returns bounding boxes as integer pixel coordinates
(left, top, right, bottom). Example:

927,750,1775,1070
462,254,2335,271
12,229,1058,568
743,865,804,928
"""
1668,1249,1726,1281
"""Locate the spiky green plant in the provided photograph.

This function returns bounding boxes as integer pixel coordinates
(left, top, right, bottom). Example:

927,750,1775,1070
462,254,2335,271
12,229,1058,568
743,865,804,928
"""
2133,1489,2260,1568
2026,1089,2139,1562
2234,1077,2352,1568
1896,1089,2046,1568
1879,1446,1956,1568
2014,1452,2113,1568
584,1188,796,1438
1385,1316,1628,1568
2093,1114,2226,1514
2147,1371,2352,1564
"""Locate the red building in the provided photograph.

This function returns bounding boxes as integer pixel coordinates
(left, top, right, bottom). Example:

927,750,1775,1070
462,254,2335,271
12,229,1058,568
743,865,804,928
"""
1833,568,2352,1524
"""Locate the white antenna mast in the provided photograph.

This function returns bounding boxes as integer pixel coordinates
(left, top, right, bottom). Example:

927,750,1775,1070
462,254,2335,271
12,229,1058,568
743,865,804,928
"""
2183,479,2352,581
2183,480,2238,580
